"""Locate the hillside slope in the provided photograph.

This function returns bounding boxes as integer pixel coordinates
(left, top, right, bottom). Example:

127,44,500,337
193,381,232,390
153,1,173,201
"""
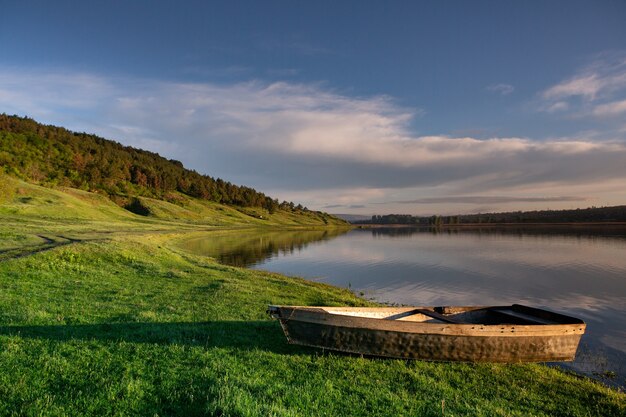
0,114,346,225
0,174,345,228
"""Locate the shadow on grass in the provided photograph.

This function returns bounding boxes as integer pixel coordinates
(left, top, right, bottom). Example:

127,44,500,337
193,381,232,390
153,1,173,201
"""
0,320,312,354
6,321,624,389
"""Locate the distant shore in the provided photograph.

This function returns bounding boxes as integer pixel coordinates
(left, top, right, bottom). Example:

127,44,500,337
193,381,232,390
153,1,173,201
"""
355,222,626,228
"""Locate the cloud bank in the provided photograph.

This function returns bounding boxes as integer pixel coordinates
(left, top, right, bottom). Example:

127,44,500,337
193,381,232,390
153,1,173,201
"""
392,196,588,205
1,66,625,213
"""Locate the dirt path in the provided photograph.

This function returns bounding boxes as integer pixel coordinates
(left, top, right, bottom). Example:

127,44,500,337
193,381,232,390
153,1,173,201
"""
0,235,85,262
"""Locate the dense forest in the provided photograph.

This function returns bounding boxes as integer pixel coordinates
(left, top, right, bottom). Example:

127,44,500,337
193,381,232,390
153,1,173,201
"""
0,114,314,215
363,205,626,226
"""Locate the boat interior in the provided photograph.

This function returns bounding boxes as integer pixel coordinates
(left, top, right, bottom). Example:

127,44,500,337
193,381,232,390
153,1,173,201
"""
319,304,584,325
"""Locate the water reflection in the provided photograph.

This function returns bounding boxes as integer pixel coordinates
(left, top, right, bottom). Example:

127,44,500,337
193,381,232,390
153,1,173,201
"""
181,225,626,387
180,228,350,267
369,224,626,240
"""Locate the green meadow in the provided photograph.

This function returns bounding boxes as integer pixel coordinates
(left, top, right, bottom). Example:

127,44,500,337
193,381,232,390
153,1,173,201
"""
0,176,624,416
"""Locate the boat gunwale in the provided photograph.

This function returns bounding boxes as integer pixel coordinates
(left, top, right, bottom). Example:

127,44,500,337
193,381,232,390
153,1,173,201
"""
269,305,586,337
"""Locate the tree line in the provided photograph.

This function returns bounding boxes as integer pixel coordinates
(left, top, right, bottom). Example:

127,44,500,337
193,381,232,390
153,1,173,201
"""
362,206,626,225
0,114,307,214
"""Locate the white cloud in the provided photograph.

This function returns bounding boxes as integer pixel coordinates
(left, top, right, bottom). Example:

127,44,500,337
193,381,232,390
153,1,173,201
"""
540,54,626,119
592,99,626,117
487,83,514,95
542,57,626,102
392,196,588,205
545,101,569,113
543,73,604,101
0,70,113,119
265,187,387,210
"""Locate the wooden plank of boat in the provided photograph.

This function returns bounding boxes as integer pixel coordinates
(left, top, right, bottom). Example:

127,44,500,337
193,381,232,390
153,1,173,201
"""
267,304,586,363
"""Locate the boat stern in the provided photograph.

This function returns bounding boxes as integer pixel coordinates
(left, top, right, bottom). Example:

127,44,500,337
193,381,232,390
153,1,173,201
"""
267,305,282,319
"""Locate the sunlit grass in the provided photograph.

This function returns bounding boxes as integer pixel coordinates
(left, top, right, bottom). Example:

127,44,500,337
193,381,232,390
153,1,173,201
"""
0,175,345,229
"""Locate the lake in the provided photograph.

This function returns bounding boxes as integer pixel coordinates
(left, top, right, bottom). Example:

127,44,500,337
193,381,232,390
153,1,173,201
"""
181,225,626,385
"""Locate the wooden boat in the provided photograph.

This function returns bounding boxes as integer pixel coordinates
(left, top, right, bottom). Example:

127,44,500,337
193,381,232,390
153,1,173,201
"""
268,304,586,362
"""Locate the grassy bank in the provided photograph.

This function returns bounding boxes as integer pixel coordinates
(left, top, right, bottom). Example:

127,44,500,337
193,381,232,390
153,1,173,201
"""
0,175,346,229
0,181,624,416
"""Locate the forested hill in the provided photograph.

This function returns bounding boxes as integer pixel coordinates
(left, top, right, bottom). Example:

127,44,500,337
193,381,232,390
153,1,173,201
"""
0,114,332,219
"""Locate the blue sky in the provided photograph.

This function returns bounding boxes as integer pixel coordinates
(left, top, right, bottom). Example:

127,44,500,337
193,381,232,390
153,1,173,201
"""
2,1,626,215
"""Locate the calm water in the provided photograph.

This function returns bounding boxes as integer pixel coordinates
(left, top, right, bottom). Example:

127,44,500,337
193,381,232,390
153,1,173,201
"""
181,226,626,384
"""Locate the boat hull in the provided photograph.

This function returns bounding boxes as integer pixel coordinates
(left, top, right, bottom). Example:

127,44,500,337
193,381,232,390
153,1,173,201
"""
269,305,586,363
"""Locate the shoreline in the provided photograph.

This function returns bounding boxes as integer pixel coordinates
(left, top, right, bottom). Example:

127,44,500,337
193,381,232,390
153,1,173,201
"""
355,222,626,228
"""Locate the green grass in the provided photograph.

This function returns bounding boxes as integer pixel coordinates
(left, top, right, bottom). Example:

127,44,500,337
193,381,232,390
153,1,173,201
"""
0,177,624,416
0,175,347,228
